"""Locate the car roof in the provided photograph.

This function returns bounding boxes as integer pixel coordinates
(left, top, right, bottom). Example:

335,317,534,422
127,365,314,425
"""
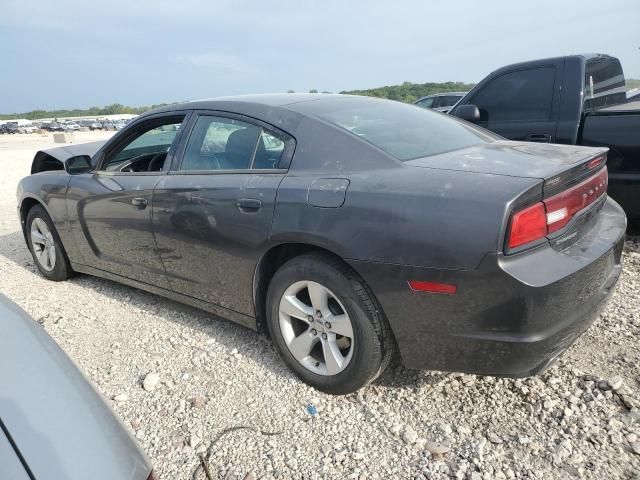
145,93,351,114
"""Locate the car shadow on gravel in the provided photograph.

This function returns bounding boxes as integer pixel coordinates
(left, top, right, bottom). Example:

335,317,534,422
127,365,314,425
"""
0,230,296,382
0,230,448,390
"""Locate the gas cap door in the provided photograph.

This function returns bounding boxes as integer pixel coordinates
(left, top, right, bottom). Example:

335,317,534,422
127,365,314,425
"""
307,178,350,208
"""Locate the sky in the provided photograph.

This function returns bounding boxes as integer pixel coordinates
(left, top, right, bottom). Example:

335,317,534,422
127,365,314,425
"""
0,0,639,112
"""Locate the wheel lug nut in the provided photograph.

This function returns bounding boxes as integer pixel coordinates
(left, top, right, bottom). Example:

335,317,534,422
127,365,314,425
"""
307,315,314,323
311,329,317,336
316,310,322,318
325,322,331,329
322,333,327,340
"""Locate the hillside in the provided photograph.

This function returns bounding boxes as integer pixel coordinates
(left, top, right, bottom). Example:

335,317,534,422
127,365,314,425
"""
3,78,639,120
341,81,475,103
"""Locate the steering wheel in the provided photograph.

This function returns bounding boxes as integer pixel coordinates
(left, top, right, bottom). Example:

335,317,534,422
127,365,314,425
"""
119,153,156,172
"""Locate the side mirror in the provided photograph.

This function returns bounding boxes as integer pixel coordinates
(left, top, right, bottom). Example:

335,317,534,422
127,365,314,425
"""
453,104,481,123
66,155,92,174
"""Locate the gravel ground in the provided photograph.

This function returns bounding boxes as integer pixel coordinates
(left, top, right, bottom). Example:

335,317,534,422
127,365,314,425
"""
1,132,639,479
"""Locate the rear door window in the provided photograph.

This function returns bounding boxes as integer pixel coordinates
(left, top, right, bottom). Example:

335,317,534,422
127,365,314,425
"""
438,95,462,108
470,66,556,122
180,116,289,171
416,97,435,108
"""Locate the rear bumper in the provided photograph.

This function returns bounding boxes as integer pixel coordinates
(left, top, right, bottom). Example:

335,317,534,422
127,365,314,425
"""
349,197,626,376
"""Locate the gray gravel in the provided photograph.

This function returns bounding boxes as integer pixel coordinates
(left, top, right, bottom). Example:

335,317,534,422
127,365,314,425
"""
1,133,639,479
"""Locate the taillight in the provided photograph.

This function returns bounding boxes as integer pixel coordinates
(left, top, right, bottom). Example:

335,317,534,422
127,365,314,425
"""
508,202,547,249
544,167,607,233
508,167,608,250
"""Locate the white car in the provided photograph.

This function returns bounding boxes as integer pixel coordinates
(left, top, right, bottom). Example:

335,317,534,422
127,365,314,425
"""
65,123,81,131
18,125,38,134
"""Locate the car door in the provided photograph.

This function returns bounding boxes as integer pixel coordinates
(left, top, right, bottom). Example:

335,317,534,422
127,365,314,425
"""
464,64,561,142
66,113,188,288
152,112,295,316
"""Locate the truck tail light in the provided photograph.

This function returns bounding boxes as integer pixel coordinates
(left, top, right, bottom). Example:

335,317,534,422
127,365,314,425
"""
507,167,608,250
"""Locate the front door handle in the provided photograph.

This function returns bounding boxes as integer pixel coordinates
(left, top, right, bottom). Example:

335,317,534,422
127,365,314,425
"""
131,197,148,210
526,134,552,143
237,198,261,213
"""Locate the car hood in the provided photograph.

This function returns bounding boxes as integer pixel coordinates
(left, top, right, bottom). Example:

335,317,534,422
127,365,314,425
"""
31,140,106,174
0,295,150,480
404,140,609,180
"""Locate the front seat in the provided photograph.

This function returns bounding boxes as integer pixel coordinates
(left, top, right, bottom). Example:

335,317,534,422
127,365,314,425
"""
148,152,167,171
225,126,261,169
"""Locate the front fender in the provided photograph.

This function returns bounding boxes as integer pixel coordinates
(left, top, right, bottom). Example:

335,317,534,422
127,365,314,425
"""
16,174,78,262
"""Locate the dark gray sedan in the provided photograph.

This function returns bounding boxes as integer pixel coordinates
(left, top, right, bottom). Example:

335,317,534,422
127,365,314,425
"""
17,94,626,394
0,294,153,479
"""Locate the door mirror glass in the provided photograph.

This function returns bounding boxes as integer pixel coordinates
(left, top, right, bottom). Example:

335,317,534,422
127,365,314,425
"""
453,104,481,123
66,155,92,174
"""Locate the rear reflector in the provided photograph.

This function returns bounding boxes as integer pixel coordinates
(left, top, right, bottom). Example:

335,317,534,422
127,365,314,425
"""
507,166,608,250
408,280,457,295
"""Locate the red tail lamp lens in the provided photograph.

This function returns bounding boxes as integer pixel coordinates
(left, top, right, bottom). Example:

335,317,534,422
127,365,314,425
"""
544,167,607,234
507,167,608,250
508,202,547,249
408,280,457,295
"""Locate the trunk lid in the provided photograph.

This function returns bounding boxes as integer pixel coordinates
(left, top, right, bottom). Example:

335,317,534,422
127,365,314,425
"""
405,140,609,195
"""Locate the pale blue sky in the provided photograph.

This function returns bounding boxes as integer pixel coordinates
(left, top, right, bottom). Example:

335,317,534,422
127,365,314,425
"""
1,0,638,112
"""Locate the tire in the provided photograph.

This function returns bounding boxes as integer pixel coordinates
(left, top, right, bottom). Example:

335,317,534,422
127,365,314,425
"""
26,205,73,281
266,252,395,394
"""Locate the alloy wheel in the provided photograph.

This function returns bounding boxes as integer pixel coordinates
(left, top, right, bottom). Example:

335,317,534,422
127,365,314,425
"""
278,280,354,376
30,218,56,271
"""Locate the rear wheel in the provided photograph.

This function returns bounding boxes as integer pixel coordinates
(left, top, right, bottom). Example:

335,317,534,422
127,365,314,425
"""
26,205,72,281
266,252,395,394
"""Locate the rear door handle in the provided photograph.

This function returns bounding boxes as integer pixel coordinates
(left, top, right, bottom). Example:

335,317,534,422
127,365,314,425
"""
131,197,148,210
527,134,552,143
237,198,261,213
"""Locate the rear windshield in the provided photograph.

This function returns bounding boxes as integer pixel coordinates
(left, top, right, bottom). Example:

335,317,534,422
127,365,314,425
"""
291,97,495,161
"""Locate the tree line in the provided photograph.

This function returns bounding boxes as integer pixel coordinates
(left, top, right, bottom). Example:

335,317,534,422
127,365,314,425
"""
3,78,639,120
0,102,173,121
340,81,476,103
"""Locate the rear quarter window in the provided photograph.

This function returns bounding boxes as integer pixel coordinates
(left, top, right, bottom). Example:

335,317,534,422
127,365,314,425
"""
291,97,495,161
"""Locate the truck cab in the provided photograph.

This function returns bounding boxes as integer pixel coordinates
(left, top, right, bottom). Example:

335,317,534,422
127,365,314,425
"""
450,54,640,220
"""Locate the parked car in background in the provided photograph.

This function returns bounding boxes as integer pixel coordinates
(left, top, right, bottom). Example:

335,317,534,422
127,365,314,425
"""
450,53,640,220
0,294,154,480
64,122,81,131
18,124,38,134
0,124,16,134
89,121,102,130
414,92,467,112
18,94,625,394
4,123,20,134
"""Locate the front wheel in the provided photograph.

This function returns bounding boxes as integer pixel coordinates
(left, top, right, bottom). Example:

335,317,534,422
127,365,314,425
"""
266,253,395,394
26,205,72,281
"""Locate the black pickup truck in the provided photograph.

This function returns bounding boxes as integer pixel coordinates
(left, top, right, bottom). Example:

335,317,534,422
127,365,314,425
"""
450,54,640,220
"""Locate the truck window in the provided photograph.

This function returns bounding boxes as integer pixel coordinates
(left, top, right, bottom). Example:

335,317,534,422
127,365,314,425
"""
584,56,626,110
470,66,555,122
